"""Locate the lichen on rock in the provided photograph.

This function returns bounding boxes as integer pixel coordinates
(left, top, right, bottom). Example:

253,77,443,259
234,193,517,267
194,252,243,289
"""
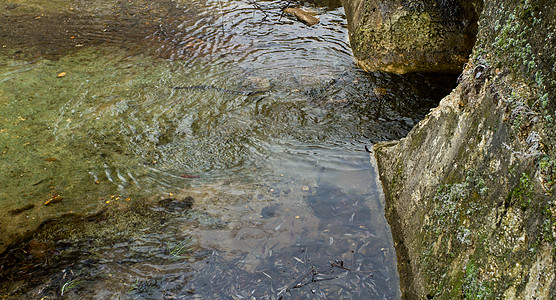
372,0,555,298
343,0,483,74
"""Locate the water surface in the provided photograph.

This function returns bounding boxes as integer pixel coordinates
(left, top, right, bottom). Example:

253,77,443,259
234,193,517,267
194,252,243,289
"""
0,0,455,298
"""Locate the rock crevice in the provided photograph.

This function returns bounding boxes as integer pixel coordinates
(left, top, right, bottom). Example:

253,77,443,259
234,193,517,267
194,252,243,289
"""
351,0,556,297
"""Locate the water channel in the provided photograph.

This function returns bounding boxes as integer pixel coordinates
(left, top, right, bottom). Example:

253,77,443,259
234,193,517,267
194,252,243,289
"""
0,0,457,298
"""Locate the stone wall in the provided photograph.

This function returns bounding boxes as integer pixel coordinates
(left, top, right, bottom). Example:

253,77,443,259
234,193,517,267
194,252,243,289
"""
371,0,555,298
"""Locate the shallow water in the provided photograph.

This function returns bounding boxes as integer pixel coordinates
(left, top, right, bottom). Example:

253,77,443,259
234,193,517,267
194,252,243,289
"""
0,0,456,298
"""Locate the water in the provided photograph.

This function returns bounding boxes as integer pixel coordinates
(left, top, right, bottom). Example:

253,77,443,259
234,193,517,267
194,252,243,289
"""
0,0,456,298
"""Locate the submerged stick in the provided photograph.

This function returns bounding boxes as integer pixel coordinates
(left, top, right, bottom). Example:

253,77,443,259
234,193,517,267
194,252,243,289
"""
279,0,296,22
278,268,314,299
250,0,269,21
292,268,314,288
330,260,352,271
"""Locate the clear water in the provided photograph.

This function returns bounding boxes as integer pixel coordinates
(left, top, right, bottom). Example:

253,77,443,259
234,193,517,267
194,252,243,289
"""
0,0,456,298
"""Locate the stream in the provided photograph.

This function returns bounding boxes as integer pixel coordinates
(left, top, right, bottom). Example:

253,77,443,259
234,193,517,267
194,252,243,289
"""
0,0,456,298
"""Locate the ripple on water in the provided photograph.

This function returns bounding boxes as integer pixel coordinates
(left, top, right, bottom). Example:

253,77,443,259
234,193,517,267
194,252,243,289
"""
0,0,458,298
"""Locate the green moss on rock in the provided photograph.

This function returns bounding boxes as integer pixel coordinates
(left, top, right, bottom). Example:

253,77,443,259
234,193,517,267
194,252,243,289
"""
373,0,556,298
344,0,483,73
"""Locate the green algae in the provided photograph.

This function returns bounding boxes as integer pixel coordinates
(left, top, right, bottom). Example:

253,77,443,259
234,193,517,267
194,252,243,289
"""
0,45,242,252
1,0,79,14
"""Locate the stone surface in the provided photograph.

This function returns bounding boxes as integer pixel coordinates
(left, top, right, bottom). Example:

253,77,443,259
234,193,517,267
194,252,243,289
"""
373,0,555,298
343,0,482,73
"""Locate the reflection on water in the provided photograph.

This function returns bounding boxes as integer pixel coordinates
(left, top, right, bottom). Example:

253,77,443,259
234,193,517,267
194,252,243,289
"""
0,0,456,298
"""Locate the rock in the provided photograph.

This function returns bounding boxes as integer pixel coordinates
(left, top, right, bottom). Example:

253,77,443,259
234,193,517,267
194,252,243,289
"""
8,204,35,215
373,0,556,298
27,239,53,261
283,7,320,26
343,0,483,73
158,196,194,213
242,76,271,91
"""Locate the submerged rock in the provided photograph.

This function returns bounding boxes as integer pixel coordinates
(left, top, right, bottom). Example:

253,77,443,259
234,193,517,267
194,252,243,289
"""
343,0,482,73
158,196,194,213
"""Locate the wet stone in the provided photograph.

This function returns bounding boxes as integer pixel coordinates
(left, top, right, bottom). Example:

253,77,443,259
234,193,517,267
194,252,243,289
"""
260,204,280,219
8,204,35,215
158,196,194,213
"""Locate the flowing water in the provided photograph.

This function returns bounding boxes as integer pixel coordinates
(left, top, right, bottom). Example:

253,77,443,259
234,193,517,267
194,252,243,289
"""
0,0,456,298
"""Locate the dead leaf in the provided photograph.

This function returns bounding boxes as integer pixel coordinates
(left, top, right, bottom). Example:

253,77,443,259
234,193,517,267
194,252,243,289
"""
283,8,319,26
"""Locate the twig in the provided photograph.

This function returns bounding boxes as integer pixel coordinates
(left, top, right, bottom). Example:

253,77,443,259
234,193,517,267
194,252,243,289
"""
250,0,269,21
279,0,296,22
218,0,225,30
278,266,343,299
277,258,365,298
329,260,351,271
278,268,314,299
292,268,314,288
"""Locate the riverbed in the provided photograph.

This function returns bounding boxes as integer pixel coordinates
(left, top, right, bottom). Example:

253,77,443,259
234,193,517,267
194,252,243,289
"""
0,0,455,298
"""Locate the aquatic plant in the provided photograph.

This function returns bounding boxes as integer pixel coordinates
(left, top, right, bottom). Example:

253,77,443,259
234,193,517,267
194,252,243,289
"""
61,278,81,296
168,236,194,260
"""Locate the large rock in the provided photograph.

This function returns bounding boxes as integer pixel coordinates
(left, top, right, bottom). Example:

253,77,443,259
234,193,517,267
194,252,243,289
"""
344,0,482,73
373,0,555,298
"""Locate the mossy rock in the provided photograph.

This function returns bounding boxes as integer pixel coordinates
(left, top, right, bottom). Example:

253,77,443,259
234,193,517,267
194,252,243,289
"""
343,0,483,73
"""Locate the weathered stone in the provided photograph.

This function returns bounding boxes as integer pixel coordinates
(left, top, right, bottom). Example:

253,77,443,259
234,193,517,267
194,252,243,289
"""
344,0,483,73
373,0,555,298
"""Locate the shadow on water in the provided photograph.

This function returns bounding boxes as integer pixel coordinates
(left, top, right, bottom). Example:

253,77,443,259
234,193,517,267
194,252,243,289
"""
0,154,400,299
0,0,458,298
